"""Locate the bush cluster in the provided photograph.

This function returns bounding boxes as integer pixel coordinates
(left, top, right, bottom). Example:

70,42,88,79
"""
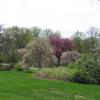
72,54,100,84
25,67,39,73
14,63,23,71
0,63,11,71
35,67,77,81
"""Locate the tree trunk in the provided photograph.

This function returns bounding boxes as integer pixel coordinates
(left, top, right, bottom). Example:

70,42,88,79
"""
38,56,42,70
57,57,60,66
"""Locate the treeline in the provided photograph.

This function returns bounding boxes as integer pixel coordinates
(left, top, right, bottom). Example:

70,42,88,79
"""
0,26,60,64
0,26,100,84
0,26,100,66
72,27,100,54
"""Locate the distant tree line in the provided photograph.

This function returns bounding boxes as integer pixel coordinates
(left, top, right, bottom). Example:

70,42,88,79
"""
0,26,100,69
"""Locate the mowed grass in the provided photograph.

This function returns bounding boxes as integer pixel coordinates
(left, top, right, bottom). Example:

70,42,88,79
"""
0,71,100,100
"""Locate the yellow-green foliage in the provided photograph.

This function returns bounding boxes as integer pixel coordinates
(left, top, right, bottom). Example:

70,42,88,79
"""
35,67,77,81
14,63,23,71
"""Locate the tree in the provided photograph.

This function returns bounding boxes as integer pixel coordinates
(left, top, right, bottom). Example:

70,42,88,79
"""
23,38,54,69
61,51,80,65
72,31,86,53
0,31,16,54
0,31,18,64
72,28,100,54
31,26,41,37
87,27,100,38
40,28,53,38
49,37,74,65
5,26,34,48
39,28,61,39
87,27,100,52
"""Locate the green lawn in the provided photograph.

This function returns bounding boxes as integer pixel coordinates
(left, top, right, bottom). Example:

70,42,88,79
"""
0,71,100,100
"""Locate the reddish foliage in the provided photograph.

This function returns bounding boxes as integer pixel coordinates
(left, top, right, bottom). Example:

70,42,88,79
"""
49,37,75,65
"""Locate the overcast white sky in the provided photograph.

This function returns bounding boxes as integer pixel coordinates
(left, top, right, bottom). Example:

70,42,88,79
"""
0,0,100,37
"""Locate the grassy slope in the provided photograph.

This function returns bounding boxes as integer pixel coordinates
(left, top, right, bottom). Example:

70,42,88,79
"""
0,71,100,100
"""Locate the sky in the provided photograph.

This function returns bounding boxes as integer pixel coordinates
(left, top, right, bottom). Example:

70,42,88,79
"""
0,0,100,37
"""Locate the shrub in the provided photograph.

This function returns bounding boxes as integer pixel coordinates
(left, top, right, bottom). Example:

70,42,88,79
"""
72,70,91,84
26,67,39,73
72,54,100,84
67,62,78,69
14,63,23,71
61,51,80,66
0,63,11,71
35,67,77,81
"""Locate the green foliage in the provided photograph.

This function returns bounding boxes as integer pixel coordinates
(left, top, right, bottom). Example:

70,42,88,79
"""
72,54,100,84
0,26,62,67
0,52,8,63
31,26,41,37
8,50,19,63
5,26,34,48
25,67,39,73
0,63,11,71
72,27,100,54
67,62,78,69
35,67,77,81
72,70,92,84
14,63,23,71
0,49,19,68
72,31,86,53
0,28,20,64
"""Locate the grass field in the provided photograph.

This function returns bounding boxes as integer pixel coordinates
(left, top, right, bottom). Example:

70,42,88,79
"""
0,71,100,100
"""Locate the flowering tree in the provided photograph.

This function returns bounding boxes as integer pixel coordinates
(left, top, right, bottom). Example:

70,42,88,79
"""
23,38,54,69
49,37,74,65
